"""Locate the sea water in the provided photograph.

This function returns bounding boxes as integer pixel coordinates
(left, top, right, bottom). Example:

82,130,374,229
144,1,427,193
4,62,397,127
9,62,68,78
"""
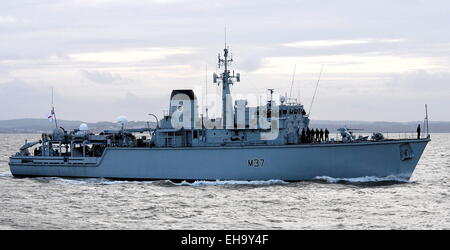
0,134,448,229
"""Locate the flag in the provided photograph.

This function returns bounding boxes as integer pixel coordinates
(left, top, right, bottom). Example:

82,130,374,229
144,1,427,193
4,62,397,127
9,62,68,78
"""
47,107,55,122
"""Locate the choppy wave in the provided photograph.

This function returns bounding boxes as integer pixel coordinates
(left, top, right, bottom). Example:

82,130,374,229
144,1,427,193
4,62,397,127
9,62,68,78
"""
314,175,410,183
35,177,288,186
0,171,409,186
44,177,154,185
170,179,288,186
4,173,411,185
0,171,12,177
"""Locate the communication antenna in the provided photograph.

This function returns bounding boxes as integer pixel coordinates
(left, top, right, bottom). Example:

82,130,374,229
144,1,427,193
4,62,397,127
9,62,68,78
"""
308,64,325,117
288,65,297,102
224,27,227,48
425,104,430,137
205,64,209,117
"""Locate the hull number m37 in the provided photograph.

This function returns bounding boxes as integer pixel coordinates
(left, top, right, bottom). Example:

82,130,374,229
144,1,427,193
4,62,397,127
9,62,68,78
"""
248,159,265,168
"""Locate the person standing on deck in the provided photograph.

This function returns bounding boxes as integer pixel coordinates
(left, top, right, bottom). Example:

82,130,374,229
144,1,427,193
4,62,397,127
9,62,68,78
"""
315,128,320,142
301,129,306,143
417,124,421,139
319,129,324,142
325,128,329,141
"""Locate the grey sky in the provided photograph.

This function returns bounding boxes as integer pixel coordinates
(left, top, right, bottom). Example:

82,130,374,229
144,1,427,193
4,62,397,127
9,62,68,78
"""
0,0,449,122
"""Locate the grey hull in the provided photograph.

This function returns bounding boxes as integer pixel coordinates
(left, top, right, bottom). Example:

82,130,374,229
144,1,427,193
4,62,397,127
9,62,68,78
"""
9,139,429,181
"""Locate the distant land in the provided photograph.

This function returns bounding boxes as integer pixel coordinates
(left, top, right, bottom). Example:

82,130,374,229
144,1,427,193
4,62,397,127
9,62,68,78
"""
0,119,156,133
0,118,449,134
309,120,450,133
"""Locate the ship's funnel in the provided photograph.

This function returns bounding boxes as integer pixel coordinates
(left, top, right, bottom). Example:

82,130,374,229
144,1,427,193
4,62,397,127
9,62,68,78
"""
169,89,198,129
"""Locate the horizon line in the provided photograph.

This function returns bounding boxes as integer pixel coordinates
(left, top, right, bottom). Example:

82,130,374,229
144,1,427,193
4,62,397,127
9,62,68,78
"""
1,118,449,124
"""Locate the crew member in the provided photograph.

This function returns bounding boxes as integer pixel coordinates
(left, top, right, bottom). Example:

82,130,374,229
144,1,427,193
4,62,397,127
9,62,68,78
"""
301,129,306,143
319,129,324,142
325,129,329,141
417,124,421,139
315,128,320,142
310,129,315,143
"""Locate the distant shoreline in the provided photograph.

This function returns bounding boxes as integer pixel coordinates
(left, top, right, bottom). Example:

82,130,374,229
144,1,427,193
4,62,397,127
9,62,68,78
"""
1,118,449,133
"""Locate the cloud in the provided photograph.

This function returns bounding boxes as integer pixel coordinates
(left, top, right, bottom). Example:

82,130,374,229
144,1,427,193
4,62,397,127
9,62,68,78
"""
284,39,369,48
81,70,123,84
0,16,17,24
255,54,440,75
0,78,169,122
0,15,31,27
239,55,264,72
0,79,52,119
283,39,405,48
1,0,450,121
387,70,450,91
69,0,183,6
69,47,195,63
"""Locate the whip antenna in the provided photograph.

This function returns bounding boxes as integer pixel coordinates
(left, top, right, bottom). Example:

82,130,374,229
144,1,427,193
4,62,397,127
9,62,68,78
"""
224,27,227,49
288,65,297,102
205,64,209,117
308,64,324,117
425,104,430,137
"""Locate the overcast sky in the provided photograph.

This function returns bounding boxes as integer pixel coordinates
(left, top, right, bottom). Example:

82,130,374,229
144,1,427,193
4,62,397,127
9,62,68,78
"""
0,0,449,122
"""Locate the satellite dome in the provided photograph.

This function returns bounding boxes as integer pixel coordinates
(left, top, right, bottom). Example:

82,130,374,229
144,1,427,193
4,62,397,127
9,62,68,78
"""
116,115,129,125
280,96,286,104
79,123,89,131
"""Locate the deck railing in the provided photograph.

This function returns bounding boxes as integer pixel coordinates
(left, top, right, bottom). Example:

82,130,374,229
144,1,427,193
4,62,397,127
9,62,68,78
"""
328,131,423,142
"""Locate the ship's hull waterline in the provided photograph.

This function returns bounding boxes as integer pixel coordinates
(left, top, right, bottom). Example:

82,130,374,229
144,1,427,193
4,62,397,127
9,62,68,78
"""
9,138,429,181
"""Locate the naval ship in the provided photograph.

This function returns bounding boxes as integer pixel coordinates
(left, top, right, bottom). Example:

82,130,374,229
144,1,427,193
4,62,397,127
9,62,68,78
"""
9,45,430,181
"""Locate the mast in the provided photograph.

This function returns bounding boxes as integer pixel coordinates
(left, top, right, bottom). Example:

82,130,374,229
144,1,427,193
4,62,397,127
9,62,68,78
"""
51,87,58,129
220,46,231,127
214,38,240,128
